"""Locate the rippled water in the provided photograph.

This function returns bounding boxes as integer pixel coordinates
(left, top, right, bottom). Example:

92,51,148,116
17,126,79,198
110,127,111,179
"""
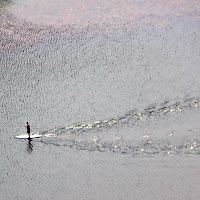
1,0,200,199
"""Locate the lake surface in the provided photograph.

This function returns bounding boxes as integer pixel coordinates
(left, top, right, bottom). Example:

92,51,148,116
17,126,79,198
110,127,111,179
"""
1,0,200,199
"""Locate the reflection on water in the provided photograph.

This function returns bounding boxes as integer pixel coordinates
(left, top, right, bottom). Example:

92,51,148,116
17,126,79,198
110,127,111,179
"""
0,0,14,8
0,0,24,9
26,139,33,153
1,1,200,200
8,0,200,25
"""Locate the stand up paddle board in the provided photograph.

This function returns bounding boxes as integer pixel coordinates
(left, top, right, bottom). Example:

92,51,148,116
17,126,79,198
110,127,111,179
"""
15,134,42,139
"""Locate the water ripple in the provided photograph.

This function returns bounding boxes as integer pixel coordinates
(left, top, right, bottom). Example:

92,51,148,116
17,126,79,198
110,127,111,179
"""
39,97,200,156
41,96,199,135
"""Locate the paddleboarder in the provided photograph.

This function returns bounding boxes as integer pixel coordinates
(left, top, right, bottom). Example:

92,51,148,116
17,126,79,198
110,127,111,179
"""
24,122,30,138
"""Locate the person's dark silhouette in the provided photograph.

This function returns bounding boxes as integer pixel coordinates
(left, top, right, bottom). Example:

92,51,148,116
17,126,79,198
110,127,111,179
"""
24,122,30,138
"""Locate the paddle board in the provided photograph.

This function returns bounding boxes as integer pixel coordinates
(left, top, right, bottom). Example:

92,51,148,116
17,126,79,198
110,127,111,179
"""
15,134,42,139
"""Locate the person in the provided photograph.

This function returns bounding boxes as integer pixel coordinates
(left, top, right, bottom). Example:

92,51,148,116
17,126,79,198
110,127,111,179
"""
24,122,31,138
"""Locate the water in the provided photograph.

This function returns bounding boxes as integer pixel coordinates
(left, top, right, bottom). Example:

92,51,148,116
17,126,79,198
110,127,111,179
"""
1,1,200,199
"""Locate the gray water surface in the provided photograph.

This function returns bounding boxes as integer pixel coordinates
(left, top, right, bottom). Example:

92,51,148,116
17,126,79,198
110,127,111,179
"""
1,1,200,199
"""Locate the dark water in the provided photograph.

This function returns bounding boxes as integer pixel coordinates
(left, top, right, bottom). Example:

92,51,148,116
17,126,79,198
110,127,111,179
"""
1,0,200,199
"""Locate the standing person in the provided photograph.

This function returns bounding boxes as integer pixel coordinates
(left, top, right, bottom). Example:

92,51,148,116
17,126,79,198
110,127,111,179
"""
24,122,31,138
